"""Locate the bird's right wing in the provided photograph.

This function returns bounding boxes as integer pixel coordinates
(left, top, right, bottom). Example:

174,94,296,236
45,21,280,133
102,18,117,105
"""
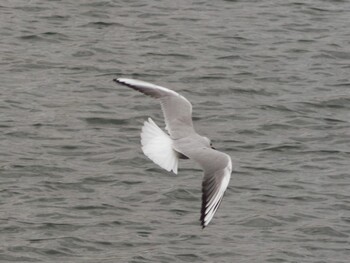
176,143,232,228
114,78,195,139
200,154,231,228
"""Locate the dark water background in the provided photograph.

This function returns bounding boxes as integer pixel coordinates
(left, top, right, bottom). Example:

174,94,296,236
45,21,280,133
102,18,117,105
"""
1,0,350,262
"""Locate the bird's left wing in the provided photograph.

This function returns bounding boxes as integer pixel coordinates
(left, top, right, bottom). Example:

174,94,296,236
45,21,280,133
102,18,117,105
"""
114,78,195,139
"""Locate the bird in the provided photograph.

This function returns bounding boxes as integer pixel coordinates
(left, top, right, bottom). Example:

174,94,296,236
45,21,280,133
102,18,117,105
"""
113,78,232,228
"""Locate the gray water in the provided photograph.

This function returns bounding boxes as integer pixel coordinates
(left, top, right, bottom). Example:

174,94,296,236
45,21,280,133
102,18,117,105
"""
1,0,350,262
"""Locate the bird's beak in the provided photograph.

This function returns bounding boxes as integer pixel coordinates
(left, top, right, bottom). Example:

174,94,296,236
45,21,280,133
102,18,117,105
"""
211,146,216,150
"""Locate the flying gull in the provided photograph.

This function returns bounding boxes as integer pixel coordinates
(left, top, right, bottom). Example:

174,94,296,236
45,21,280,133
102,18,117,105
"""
114,78,232,228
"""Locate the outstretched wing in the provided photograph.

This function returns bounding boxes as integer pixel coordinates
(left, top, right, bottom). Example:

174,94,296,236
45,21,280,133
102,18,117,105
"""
174,140,232,228
114,78,195,139
200,156,231,228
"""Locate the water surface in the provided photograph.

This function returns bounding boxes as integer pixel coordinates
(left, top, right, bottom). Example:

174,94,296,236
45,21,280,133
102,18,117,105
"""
1,0,350,262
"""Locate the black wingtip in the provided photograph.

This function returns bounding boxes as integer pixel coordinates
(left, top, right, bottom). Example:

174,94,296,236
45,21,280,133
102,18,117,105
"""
200,182,208,229
200,210,206,229
113,78,119,83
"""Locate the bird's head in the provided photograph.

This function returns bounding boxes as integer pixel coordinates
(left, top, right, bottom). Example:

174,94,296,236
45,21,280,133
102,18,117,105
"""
203,136,215,149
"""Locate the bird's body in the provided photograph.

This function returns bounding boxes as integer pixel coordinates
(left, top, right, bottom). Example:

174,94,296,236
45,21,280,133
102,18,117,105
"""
114,78,232,228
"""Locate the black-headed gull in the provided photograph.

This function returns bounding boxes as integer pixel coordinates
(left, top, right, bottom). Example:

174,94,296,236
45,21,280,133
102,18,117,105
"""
114,78,232,228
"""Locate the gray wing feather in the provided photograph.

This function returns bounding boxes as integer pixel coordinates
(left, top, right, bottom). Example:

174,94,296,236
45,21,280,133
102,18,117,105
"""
200,164,231,228
174,142,232,228
114,78,195,139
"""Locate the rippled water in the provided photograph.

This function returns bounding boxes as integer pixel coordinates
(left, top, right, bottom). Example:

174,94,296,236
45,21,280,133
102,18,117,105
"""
1,0,350,262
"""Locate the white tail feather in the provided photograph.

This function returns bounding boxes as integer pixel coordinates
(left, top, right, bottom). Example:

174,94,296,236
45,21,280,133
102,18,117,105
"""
140,118,178,174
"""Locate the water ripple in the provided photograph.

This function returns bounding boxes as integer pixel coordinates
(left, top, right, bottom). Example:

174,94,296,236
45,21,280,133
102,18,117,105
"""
1,0,350,262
